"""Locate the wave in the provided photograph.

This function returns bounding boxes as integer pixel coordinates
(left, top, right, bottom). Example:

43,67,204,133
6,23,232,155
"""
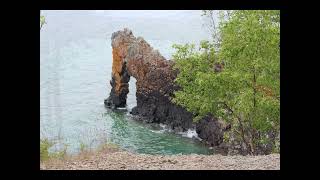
158,124,202,141
178,129,202,141
149,130,163,134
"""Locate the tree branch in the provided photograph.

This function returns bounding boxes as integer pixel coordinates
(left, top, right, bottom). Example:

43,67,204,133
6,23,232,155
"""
218,101,253,154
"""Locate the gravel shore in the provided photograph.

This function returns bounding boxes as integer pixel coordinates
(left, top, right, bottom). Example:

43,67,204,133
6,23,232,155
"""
40,148,280,170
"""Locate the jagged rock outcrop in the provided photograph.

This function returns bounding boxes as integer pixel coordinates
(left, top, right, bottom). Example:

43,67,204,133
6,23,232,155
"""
105,28,227,147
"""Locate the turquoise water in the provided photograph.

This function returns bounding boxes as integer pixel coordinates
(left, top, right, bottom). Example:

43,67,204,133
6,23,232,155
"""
40,10,213,155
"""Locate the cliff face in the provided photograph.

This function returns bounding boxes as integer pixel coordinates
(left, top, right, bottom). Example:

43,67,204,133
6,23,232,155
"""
105,28,226,147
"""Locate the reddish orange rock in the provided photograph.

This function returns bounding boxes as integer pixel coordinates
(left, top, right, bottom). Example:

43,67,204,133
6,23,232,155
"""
105,28,177,108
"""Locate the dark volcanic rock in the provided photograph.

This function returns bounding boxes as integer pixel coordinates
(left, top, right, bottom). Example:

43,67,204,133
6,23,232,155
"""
105,28,226,147
196,115,225,146
132,90,194,131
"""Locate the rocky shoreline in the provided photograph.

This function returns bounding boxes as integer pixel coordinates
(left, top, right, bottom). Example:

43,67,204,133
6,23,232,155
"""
103,28,279,155
40,147,280,170
105,28,228,148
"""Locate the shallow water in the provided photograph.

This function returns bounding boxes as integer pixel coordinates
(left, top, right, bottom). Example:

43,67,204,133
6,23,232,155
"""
40,10,213,155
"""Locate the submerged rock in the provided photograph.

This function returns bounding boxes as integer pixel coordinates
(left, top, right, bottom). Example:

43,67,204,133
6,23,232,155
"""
105,28,227,147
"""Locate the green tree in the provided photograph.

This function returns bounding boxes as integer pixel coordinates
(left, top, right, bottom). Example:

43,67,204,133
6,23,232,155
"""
40,13,46,30
172,10,280,154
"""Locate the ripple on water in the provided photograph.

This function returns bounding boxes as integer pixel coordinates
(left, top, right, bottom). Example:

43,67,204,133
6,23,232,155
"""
40,10,213,155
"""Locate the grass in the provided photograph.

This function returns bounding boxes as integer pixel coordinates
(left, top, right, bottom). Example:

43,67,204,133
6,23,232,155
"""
40,138,67,162
40,138,120,164
40,138,54,161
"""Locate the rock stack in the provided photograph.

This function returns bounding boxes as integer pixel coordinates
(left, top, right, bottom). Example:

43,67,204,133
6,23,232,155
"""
105,28,227,147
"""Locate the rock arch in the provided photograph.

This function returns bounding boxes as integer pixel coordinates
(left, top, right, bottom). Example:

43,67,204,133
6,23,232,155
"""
105,28,226,147
104,28,176,109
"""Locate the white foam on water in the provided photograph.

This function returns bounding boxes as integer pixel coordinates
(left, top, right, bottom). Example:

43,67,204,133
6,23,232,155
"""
149,123,171,134
150,130,163,134
159,123,166,129
159,123,174,133
157,124,201,140
178,129,202,140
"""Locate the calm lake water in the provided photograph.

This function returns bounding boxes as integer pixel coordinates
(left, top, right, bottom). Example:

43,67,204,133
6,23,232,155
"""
40,10,213,155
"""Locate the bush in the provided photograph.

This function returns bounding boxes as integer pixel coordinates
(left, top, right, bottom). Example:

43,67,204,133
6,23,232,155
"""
172,10,280,154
